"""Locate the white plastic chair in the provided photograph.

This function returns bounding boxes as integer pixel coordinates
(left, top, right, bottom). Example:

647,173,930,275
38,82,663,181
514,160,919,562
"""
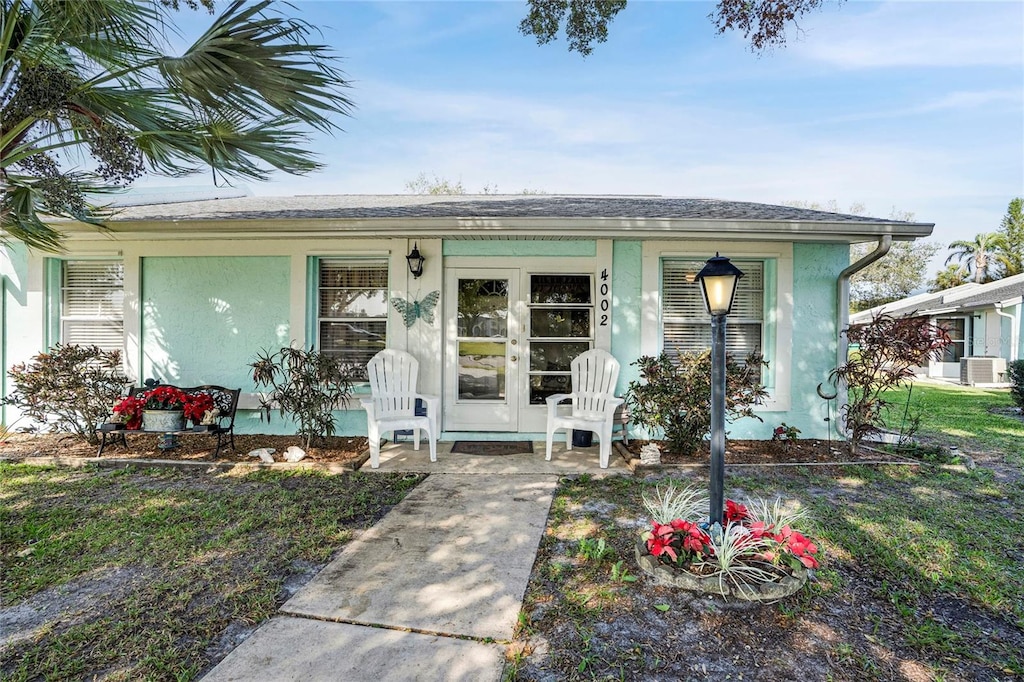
545,348,623,469
361,349,439,468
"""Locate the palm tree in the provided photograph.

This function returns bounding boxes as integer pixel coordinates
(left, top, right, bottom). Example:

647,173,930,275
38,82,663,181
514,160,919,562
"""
2,0,353,250
945,232,1008,283
930,264,970,291
995,198,1024,277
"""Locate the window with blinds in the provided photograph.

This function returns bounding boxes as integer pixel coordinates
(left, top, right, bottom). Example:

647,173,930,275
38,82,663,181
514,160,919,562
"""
662,259,764,358
60,260,124,352
318,259,388,380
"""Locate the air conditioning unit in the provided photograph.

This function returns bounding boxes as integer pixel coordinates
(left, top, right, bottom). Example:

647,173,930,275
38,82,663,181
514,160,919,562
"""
959,357,1007,385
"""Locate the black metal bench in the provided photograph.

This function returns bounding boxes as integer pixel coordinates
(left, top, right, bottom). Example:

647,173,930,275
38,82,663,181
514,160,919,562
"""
98,385,241,457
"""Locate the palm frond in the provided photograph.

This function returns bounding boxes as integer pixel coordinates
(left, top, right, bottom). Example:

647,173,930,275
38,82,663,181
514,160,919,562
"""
1,173,113,250
157,0,353,134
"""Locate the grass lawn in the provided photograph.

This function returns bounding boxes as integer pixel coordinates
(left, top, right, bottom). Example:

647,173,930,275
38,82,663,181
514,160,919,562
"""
882,381,1023,463
509,381,1024,681
0,466,423,681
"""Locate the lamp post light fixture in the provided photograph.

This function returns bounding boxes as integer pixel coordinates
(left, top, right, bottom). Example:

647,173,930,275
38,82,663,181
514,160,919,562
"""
694,253,744,529
406,242,425,278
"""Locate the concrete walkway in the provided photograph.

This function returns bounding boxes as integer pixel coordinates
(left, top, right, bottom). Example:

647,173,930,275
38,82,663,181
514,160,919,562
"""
202,473,561,682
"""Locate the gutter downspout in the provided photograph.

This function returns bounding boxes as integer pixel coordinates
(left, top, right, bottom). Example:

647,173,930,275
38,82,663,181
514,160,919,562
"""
994,297,1022,363
837,236,892,368
834,236,892,433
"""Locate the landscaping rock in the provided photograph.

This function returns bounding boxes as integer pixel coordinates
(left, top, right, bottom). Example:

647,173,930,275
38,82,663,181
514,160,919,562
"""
284,446,306,463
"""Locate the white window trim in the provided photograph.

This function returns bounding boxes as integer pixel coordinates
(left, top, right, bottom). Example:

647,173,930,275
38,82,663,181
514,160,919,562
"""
317,257,390,383
58,259,125,353
641,241,793,412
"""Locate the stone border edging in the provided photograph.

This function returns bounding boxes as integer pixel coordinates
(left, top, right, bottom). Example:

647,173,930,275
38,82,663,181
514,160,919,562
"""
615,441,921,474
634,540,808,601
0,452,368,474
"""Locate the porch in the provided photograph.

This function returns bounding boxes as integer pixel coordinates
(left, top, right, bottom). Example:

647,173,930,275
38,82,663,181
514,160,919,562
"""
365,439,632,475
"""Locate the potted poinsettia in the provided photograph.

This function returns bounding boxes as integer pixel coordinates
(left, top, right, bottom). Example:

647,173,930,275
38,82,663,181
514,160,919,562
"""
635,482,820,600
110,395,144,430
139,385,188,431
183,392,218,430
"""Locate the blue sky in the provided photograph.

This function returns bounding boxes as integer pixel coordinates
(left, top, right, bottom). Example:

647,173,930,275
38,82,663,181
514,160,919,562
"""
166,1,1024,275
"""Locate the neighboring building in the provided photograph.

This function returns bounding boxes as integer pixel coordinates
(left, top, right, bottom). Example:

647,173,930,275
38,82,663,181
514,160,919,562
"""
2,194,933,440
851,274,1024,384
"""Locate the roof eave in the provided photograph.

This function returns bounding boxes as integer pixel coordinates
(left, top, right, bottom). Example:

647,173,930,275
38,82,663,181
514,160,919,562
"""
52,216,935,243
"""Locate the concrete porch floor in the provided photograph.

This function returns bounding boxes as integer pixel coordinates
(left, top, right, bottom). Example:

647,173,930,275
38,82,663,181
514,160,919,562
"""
365,439,632,474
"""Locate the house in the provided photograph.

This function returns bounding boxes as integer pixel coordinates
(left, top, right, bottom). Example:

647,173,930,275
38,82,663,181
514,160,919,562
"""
2,194,934,441
850,274,1024,385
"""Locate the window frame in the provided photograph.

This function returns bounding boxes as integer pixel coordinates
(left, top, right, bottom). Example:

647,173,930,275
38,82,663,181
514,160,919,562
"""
641,241,792,411
314,257,390,382
53,259,125,353
525,272,596,405
936,316,969,363
661,258,765,361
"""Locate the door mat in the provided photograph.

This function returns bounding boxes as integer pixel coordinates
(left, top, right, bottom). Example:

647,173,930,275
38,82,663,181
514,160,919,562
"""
450,441,534,456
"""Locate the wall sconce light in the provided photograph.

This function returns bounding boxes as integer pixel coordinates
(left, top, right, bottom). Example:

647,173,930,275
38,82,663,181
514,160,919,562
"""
406,242,425,278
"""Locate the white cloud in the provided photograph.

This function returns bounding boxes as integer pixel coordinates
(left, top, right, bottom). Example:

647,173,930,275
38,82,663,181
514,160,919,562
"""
791,1,1023,69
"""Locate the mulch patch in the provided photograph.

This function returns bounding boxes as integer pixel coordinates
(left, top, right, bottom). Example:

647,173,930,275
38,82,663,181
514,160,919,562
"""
624,438,914,466
0,432,368,467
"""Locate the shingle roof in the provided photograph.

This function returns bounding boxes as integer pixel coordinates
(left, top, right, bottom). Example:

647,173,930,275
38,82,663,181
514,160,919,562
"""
107,193,920,225
852,273,1024,321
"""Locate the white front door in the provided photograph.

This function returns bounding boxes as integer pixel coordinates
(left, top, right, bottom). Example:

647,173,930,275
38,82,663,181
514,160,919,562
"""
443,269,521,431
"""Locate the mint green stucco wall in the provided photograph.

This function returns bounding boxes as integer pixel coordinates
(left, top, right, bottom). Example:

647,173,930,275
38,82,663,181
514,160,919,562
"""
732,242,847,440
611,241,642,396
443,240,597,257
141,256,306,434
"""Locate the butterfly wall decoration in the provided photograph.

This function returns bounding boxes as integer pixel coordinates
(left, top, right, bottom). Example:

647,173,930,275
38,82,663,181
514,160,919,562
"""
391,290,440,328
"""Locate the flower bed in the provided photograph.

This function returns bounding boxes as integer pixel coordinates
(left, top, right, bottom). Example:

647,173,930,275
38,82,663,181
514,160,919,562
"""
635,483,819,601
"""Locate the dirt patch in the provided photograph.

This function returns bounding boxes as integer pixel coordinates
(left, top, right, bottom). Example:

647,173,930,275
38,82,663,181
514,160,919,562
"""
0,432,368,467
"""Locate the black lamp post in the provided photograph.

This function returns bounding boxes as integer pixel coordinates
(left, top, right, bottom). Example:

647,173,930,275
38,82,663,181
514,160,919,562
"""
406,242,425,278
695,253,744,529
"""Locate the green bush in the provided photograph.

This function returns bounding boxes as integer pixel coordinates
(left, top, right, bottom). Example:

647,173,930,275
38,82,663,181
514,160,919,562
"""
250,346,355,448
626,349,768,455
1008,360,1024,409
3,344,132,444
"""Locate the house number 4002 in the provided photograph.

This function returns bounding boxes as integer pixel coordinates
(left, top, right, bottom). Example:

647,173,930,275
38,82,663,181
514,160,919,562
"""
599,268,610,326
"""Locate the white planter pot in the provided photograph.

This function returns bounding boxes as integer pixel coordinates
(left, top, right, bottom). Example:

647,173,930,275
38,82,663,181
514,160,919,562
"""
142,410,184,432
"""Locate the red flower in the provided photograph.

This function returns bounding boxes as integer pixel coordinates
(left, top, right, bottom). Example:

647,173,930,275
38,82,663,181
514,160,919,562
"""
143,385,188,410
785,531,819,569
647,533,678,562
112,396,144,430
725,499,749,523
183,392,216,425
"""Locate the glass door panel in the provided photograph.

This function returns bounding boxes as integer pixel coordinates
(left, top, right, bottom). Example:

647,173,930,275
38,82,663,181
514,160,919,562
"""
444,269,520,431
458,340,506,400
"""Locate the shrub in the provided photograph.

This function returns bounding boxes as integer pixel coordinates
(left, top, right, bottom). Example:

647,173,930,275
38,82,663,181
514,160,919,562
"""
626,349,768,455
831,313,951,453
1008,360,1024,410
250,346,355,448
3,344,132,444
